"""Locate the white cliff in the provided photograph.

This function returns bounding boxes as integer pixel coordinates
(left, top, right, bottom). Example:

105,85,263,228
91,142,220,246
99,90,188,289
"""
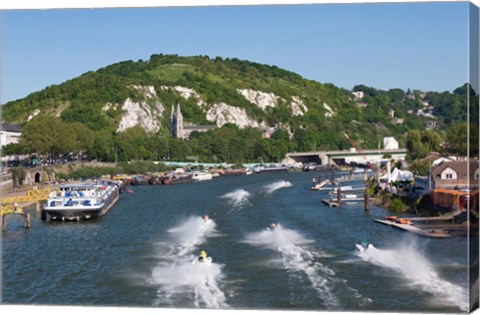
323,102,335,117
160,85,206,106
131,85,157,99
290,96,308,116
237,89,279,111
206,102,264,129
27,109,41,121
237,89,309,117
116,98,164,133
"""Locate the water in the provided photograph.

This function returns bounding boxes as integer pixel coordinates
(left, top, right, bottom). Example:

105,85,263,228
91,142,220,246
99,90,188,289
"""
1,172,470,312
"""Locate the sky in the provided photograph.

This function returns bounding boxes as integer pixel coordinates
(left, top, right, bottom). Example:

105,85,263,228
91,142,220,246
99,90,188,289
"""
0,0,471,104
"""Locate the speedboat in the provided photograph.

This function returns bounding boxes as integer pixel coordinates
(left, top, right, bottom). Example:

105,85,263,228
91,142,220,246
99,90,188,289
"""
355,240,373,253
192,250,213,265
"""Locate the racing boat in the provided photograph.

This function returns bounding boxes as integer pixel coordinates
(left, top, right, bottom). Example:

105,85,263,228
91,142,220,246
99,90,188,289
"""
192,250,213,265
355,239,373,252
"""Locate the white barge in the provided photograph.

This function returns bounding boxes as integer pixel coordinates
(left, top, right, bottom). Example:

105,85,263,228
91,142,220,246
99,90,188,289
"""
42,183,120,221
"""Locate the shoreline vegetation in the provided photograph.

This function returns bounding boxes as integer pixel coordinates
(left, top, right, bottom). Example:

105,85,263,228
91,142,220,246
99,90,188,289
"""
1,160,460,218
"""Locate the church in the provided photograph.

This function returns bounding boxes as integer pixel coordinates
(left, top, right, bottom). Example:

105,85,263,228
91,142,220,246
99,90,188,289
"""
170,104,216,139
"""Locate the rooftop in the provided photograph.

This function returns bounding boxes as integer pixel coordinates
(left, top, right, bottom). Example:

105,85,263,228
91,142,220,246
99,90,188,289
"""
0,123,21,133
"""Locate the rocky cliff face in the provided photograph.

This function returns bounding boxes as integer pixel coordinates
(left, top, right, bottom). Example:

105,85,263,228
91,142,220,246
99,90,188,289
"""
116,98,165,133
109,85,310,133
206,102,266,129
115,85,165,133
237,89,279,111
237,88,308,116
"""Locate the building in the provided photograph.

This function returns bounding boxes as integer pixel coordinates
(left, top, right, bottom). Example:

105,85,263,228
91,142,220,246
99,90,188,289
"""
351,91,364,100
0,123,21,147
383,137,399,150
431,160,479,190
170,104,216,139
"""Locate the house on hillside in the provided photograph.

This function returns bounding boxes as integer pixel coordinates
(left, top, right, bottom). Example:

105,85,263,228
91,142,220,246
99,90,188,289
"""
0,123,21,147
430,160,479,190
351,91,364,100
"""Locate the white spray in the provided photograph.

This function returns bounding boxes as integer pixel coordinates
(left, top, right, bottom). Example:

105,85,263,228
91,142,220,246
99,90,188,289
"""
150,216,228,308
167,216,217,256
220,189,251,208
357,242,468,311
243,224,369,309
263,180,293,195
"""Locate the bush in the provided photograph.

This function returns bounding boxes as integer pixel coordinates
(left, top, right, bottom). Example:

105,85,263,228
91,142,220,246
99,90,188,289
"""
57,166,122,180
388,197,406,212
11,166,27,187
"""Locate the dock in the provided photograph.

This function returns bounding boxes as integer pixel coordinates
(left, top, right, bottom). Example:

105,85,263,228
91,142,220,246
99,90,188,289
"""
322,197,371,207
374,219,453,238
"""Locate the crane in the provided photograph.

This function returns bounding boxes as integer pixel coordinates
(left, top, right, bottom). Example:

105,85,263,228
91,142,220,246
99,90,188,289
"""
343,133,377,172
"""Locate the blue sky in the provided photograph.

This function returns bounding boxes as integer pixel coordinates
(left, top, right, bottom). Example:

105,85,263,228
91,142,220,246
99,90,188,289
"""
0,2,469,104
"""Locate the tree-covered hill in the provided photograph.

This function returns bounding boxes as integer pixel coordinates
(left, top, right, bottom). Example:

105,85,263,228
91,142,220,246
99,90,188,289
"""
1,54,471,163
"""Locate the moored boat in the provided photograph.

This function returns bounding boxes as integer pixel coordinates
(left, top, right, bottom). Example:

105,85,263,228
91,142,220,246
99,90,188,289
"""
191,171,213,181
311,179,331,190
42,183,120,221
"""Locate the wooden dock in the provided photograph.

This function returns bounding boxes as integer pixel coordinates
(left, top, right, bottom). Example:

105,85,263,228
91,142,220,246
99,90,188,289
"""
374,219,453,238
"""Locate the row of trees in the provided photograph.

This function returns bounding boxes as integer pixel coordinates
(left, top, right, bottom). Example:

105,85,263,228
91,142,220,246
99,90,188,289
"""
8,115,292,163
8,114,476,167
18,114,94,160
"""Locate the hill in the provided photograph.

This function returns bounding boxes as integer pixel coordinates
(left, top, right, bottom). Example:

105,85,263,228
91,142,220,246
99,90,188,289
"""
1,54,470,163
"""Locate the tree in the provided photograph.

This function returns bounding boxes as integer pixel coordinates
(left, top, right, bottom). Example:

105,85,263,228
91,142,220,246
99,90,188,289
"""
19,115,64,158
11,166,26,187
1,143,22,155
445,122,468,156
406,130,428,161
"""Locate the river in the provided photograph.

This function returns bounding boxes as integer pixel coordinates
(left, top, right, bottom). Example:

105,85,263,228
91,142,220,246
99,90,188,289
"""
1,171,471,312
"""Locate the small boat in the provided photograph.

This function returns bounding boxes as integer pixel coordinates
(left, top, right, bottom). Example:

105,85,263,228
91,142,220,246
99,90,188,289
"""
303,163,318,171
311,179,331,190
192,172,213,181
192,250,213,265
355,240,373,252
253,163,288,174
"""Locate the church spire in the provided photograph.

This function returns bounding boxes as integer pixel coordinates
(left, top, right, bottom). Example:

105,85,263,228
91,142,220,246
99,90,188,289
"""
175,103,184,139
170,104,175,121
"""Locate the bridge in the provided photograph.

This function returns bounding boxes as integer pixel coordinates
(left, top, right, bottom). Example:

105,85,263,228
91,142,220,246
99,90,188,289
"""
284,148,407,166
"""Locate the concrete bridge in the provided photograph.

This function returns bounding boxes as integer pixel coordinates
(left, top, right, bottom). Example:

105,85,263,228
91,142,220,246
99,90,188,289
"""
284,148,407,166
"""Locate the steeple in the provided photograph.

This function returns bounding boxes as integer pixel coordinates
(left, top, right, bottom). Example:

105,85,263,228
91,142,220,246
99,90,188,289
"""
170,104,175,137
176,103,184,139
170,104,175,122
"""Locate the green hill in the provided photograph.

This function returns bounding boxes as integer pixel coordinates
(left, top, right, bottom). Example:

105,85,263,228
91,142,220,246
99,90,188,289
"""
1,54,470,163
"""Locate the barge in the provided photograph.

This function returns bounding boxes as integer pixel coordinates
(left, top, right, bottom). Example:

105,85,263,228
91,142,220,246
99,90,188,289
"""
42,183,120,221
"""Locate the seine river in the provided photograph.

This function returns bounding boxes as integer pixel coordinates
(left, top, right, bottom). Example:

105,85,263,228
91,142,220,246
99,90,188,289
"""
1,171,471,312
